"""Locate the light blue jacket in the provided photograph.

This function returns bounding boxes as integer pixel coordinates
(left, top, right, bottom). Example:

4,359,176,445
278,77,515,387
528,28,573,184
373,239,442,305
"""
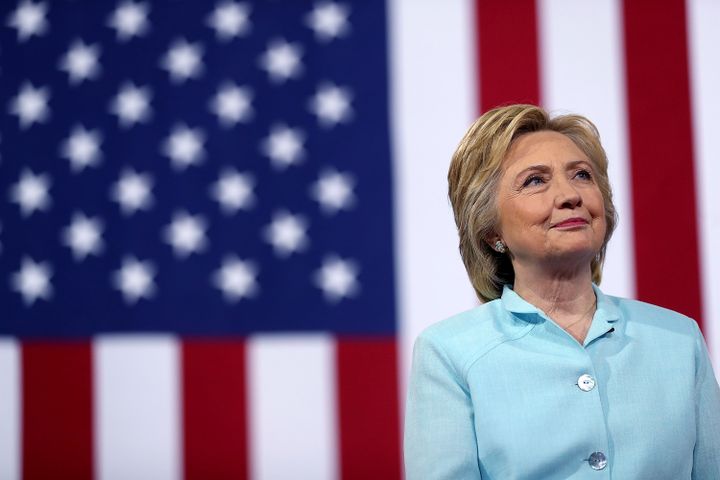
404,284,720,479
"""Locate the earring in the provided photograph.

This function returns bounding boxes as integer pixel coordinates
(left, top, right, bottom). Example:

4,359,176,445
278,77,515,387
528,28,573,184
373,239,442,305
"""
494,240,506,253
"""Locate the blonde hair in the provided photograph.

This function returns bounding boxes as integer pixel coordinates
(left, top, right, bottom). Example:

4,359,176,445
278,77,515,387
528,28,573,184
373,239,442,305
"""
448,104,617,302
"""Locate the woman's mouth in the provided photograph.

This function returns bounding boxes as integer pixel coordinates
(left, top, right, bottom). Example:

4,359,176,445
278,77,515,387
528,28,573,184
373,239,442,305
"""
553,218,589,228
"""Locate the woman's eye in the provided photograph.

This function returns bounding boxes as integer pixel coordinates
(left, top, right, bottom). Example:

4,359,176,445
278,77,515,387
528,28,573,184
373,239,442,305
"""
523,175,545,187
575,169,593,180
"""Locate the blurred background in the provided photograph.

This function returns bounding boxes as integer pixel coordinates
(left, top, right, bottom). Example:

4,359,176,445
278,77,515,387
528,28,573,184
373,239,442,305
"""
0,0,718,478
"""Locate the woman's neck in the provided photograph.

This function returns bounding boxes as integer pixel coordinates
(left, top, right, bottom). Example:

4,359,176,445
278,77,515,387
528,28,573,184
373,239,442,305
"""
512,263,597,342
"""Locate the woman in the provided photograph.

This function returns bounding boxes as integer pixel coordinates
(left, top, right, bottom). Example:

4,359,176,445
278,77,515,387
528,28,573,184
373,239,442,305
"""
404,104,720,479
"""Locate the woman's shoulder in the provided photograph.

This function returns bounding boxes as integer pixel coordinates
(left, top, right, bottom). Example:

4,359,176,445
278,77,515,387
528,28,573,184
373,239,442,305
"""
420,298,507,340
414,298,533,373
603,292,700,336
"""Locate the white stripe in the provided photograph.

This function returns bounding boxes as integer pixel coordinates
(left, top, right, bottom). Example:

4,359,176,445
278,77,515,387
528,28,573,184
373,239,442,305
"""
388,0,478,404
247,334,337,480
538,0,636,299
94,336,181,480
0,339,21,480
688,0,720,373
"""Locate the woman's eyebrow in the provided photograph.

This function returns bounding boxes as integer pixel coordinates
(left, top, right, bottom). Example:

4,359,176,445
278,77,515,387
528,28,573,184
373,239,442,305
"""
513,159,594,183
514,164,550,179
565,159,593,169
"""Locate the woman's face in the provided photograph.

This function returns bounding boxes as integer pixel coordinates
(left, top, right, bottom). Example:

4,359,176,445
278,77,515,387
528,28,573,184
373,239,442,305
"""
495,130,606,272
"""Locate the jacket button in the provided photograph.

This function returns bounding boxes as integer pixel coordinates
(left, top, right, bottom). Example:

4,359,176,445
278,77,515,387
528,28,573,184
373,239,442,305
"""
588,451,607,470
577,374,596,392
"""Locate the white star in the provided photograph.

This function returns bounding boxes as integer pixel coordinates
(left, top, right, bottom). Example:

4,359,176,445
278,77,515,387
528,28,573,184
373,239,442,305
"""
6,0,48,42
209,83,253,127
110,82,152,127
9,83,50,129
108,1,150,41
258,39,303,83
161,124,205,170
213,256,258,301
58,40,101,84
62,213,104,260
263,211,309,257
9,169,51,217
210,168,255,214
160,39,204,83
314,255,359,302
163,211,208,258
310,168,356,214
111,168,153,215
306,2,350,42
11,256,52,305
260,124,305,170
60,125,102,172
112,256,156,304
206,1,250,40
309,83,353,127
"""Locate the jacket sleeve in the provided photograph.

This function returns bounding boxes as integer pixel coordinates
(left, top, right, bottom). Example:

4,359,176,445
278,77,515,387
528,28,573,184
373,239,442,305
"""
691,320,720,479
404,331,482,479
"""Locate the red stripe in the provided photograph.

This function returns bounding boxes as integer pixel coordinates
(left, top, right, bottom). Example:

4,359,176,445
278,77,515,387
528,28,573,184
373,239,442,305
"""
622,0,704,326
182,340,248,480
21,342,93,480
475,0,541,112
336,338,402,480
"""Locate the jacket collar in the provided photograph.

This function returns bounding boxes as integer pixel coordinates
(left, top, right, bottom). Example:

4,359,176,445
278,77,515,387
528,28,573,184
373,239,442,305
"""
500,283,620,324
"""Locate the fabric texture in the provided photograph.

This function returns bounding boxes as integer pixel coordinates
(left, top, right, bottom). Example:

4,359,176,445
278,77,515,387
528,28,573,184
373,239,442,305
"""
404,284,720,479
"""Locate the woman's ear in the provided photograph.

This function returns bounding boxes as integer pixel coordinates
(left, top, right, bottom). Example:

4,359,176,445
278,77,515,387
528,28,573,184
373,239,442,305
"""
484,232,500,248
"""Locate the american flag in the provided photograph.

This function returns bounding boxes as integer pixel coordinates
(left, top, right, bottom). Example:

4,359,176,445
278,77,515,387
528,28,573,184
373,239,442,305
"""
1,1,399,478
1,0,719,479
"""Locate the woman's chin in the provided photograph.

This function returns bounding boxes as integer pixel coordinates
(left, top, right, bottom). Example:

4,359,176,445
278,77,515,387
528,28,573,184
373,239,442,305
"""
543,246,597,266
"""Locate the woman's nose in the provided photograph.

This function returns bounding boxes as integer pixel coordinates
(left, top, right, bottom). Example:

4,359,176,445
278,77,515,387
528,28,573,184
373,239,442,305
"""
553,178,582,209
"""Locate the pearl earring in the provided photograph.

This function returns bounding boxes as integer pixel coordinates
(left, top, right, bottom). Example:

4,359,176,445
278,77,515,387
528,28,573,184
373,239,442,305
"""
494,240,506,253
